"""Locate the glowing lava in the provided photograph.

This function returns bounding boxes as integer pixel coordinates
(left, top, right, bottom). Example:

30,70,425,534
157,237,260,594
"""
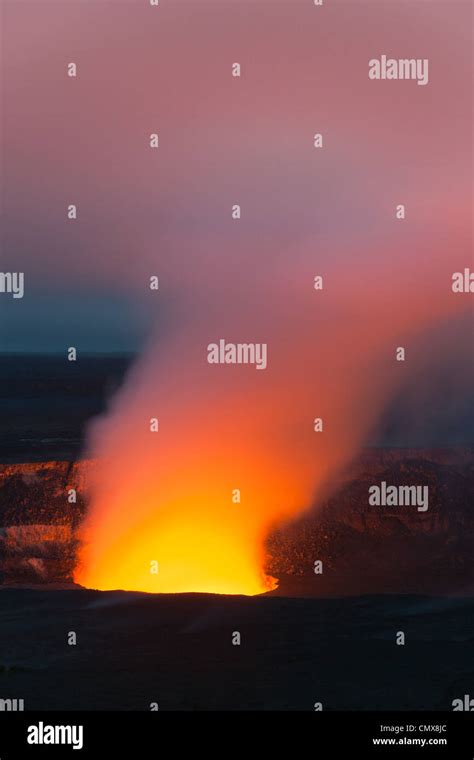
76,519,276,595
73,403,310,595
74,242,463,596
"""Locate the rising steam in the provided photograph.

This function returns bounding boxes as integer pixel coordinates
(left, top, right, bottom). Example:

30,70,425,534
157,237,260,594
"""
74,242,463,594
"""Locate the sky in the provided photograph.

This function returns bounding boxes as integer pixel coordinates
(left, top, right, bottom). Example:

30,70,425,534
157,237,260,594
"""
1,0,472,353
0,1,472,438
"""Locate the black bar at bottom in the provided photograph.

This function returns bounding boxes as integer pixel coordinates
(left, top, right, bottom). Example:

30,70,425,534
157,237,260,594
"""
0,711,472,758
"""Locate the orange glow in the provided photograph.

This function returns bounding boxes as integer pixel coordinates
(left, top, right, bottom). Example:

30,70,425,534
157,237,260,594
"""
73,359,324,595
76,519,276,595
74,435,311,595
74,254,464,596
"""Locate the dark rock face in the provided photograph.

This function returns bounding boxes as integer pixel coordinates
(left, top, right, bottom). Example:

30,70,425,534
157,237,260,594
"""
0,526,79,584
0,449,472,594
266,449,474,596
0,461,94,584
0,461,91,527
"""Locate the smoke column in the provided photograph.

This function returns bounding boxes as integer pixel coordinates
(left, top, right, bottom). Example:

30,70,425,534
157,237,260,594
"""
73,234,469,593
72,1,471,594
2,1,469,594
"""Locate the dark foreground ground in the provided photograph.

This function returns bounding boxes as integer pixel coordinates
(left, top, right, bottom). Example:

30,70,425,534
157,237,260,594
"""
0,589,472,711
0,355,472,711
